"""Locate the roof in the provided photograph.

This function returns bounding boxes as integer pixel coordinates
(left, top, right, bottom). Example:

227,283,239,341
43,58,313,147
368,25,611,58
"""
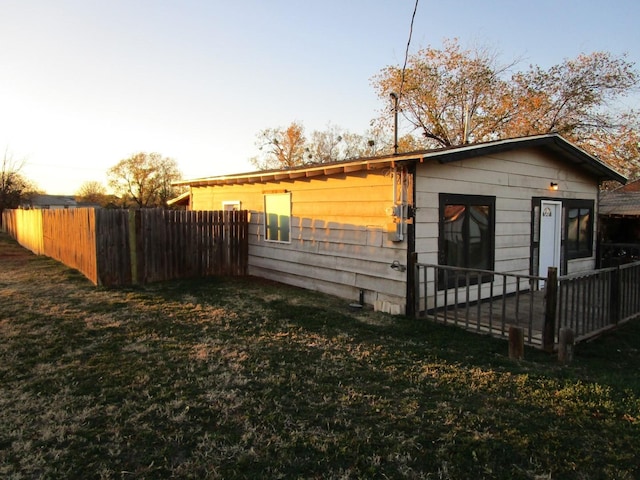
174,134,627,188
27,194,78,207
600,192,640,217
167,190,190,207
610,177,640,193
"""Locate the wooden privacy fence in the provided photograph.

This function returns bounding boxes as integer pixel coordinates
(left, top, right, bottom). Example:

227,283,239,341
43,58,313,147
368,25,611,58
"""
2,208,249,286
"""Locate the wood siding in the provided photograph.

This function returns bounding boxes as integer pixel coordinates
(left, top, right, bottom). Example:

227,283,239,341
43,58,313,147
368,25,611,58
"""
190,169,409,313
414,147,600,277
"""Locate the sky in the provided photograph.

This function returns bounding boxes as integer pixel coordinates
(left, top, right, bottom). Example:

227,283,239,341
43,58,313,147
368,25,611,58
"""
1,0,639,195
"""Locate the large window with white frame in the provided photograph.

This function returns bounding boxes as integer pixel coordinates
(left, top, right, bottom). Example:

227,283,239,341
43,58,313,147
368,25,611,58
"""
264,192,291,243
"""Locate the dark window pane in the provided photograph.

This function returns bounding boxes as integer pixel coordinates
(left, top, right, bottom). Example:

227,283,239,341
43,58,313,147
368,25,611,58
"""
468,205,490,270
567,208,579,251
578,208,590,252
565,201,593,259
444,205,465,267
438,194,495,289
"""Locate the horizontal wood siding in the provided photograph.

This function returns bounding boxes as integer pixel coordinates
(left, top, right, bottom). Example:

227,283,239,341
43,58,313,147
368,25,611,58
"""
190,168,409,312
414,147,600,279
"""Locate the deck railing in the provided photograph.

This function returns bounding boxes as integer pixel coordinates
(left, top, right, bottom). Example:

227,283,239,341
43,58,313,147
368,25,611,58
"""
415,260,640,349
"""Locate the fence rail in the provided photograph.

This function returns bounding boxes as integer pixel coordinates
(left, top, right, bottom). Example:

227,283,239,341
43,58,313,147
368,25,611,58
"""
2,208,249,286
414,263,547,347
415,261,640,350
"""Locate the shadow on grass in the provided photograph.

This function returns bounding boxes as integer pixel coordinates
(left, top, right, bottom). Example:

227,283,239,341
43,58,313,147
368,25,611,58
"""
1,232,639,479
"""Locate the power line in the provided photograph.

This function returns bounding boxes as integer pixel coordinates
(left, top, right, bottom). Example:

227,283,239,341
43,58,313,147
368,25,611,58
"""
399,0,419,99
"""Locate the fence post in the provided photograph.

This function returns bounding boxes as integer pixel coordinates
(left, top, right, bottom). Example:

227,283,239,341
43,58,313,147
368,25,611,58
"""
558,327,575,364
509,325,524,360
609,259,621,325
543,266,558,353
128,209,139,285
409,252,419,318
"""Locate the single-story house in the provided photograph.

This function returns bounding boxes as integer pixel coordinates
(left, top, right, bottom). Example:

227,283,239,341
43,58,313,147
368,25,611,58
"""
174,134,626,315
22,194,78,209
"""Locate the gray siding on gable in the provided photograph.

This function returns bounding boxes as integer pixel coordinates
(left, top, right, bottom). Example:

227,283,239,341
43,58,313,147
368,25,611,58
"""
414,147,600,276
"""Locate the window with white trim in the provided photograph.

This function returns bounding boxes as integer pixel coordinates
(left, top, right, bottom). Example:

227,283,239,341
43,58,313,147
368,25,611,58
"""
264,192,291,242
222,200,241,211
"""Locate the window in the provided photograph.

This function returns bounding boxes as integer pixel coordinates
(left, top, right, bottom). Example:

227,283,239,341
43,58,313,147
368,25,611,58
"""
565,200,593,259
222,200,241,211
439,193,495,287
264,192,291,242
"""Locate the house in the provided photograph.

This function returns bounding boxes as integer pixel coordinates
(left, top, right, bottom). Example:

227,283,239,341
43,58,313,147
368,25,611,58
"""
174,134,626,315
23,194,78,209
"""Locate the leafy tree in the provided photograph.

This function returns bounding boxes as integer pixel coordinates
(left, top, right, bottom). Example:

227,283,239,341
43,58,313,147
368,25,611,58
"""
0,148,37,225
373,39,516,147
508,52,638,138
372,38,639,178
107,152,183,208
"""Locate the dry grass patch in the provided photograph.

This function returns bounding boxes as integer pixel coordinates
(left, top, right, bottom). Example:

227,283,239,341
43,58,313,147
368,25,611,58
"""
1,232,639,479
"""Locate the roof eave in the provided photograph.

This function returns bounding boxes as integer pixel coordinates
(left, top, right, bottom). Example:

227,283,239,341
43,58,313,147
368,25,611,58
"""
174,134,627,188
172,153,423,188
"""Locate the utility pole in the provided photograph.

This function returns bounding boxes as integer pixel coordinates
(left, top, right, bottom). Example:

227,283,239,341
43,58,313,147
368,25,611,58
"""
390,92,399,155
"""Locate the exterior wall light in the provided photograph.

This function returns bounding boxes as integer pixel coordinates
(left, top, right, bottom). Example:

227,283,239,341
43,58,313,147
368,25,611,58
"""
550,182,559,191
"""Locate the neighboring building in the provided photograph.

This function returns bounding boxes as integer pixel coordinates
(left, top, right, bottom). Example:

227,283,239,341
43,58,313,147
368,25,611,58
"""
599,178,640,265
175,134,625,315
23,194,78,209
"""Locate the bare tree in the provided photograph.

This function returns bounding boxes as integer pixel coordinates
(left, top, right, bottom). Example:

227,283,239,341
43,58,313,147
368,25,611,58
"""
250,122,387,170
107,153,183,208
250,122,308,170
0,148,37,225
75,180,110,206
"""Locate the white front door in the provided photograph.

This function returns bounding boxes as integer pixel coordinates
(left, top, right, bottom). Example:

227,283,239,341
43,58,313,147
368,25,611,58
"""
539,200,562,286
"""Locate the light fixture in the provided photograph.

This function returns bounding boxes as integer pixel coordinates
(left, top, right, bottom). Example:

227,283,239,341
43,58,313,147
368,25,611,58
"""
550,182,559,191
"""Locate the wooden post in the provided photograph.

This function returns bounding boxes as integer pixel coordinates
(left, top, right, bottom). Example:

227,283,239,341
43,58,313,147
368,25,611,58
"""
410,252,419,318
508,325,524,360
543,267,558,353
128,209,139,285
609,259,621,325
558,328,575,364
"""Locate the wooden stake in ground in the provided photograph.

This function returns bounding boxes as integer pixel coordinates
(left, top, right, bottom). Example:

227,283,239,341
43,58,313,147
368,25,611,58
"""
558,327,575,364
509,325,524,360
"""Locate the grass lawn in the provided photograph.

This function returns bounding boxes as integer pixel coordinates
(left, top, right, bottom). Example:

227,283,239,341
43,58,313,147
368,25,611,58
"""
1,231,639,479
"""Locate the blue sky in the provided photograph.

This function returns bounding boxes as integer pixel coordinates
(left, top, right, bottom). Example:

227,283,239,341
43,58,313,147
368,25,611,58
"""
1,0,639,195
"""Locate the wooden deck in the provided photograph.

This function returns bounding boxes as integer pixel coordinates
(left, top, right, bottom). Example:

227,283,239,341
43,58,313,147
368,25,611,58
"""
425,289,547,347
416,262,640,350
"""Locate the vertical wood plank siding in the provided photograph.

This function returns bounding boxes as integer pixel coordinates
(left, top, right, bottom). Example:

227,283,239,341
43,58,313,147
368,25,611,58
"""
43,208,98,283
1,209,248,286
